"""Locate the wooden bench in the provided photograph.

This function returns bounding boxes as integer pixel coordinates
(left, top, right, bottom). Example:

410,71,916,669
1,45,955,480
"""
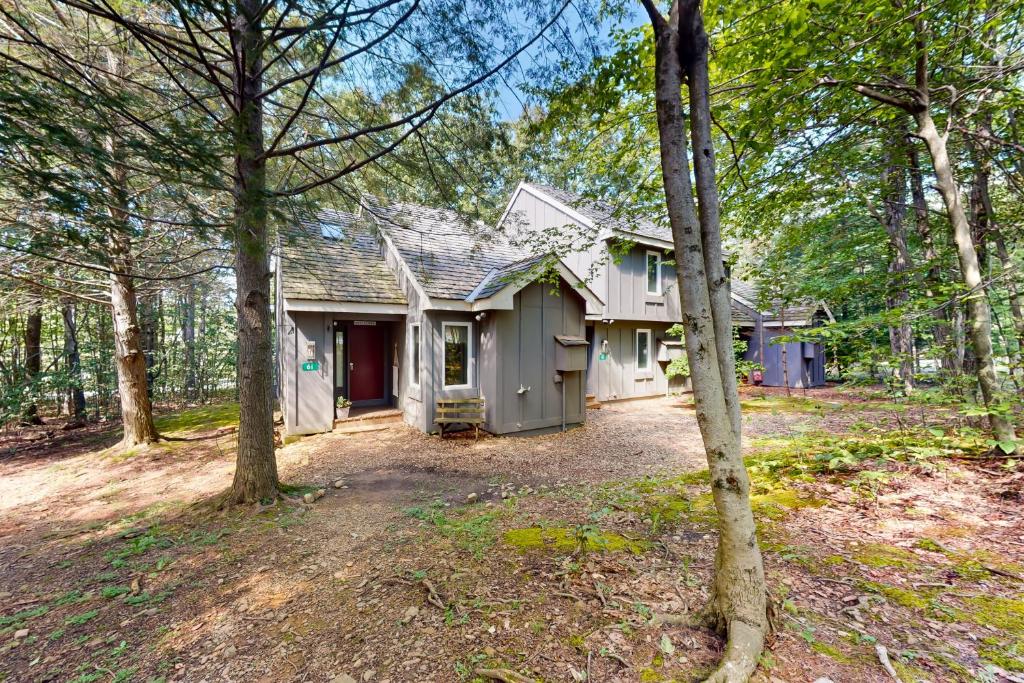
435,398,485,439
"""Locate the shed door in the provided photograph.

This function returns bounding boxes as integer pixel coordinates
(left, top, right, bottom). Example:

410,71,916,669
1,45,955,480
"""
348,323,387,403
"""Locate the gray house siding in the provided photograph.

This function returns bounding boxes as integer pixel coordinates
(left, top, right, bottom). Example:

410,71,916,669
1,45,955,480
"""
742,327,826,388
489,281,586,434
283,311,334,435
588,321,685,401
503,189,607,317
604,242,681,323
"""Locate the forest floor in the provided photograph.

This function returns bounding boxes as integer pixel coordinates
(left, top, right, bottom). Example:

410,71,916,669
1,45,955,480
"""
0,387,1022,683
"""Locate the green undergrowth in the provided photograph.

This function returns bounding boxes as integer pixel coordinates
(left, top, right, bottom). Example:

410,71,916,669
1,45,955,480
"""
405,501,507,558
739,395,845,413
154,402,239,435
503,526,649,554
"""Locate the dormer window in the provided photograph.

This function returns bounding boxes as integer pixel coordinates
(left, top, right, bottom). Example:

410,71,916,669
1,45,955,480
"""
646,250,662,295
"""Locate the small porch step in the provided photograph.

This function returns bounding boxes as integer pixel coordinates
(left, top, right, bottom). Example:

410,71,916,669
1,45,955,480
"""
586,394,601,410
334,407,403,429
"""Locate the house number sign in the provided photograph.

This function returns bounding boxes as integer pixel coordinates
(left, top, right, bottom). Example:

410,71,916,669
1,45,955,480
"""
301,361,320,371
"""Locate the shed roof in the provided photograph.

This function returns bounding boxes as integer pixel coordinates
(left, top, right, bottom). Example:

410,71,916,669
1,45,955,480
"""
278,209,407,305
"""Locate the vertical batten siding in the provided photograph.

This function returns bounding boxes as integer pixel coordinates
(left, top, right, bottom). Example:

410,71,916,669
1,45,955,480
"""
605,243,679,323
504,191,607,317
490,281,586,434
288,311,334,434
590,321,683,402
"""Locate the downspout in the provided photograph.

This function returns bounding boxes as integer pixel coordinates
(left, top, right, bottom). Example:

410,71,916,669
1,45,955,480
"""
561,372,566,432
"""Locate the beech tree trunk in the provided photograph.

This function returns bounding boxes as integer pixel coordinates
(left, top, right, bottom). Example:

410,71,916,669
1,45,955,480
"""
915,113,1016,448
62,302,86,423
23,307,43,424
227,0,279,504
645,1,767,679
881,138,914,394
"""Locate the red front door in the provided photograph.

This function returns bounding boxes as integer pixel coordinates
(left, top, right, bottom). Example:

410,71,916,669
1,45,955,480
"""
348,323,386,402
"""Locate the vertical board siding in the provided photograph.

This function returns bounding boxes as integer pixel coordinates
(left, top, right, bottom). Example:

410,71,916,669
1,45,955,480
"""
591,321,679,401
605,243,677,323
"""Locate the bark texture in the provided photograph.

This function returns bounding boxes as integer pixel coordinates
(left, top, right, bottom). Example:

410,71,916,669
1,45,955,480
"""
645,1,767,679
23,307,43,424
915,113,1016,447
881,138,914,394
61,302,87,423
227,0,279,504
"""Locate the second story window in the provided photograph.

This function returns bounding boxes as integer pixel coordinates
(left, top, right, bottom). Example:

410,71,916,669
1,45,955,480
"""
646,250,662,295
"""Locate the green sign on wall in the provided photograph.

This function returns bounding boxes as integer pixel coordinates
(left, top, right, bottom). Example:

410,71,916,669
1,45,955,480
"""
598,352,608,361
301,361,319,371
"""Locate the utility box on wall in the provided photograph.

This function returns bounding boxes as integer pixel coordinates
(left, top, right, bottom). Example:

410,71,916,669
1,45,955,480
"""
554,335,589,372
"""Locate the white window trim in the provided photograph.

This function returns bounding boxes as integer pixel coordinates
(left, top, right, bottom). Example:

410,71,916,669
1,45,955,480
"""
442,321,474,389
646,250,662,295
409,323,421,389
636,328,653,372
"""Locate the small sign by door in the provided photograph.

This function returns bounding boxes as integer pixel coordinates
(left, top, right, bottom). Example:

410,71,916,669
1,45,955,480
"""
598,352,608,361
301,361,319,371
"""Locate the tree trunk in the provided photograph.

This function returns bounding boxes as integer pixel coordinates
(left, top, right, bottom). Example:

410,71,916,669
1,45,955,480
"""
647,2,767,680
780,306,791,395
181,283,197,400
993,231,1024,393
915,112,1016,449
109,235,159,447
880,137,914,394
908,145,954,374
62,302,87,424
23,307,43,424
228,0,279,504
139,294,159,399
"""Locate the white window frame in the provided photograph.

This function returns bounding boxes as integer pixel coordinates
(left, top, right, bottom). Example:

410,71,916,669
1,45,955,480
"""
636,328,653,372
409,323,421,389
442,321,474,389
646,250,662,295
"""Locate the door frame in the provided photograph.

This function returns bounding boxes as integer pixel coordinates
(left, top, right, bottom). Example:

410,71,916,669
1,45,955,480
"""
336,320,391,408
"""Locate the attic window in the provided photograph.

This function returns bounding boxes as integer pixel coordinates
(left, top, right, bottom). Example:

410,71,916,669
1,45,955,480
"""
321,222,344,240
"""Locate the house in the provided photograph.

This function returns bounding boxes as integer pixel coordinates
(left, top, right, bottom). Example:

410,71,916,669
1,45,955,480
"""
497,183,832,393
275,202,601,436
730,280,834,388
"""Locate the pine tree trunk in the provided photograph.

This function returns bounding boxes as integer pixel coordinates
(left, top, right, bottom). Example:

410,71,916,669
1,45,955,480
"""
647,2,767,679
23,307,43,425
139,294,159,399
915,113,1016,449
228,0,278,504
62,302,87,424
181,283,197,400
110,234,159,447
881,137,914,394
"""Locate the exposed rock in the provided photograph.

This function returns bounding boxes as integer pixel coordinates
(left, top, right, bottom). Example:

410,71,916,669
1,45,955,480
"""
334,479,346,489
14,628,29,639
466,492,478,503
331,676,357,683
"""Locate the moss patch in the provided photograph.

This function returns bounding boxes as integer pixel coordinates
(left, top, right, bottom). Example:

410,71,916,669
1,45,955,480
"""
503,527,649,554
852,543,919,569
859,581,939,610
155,403,239,435
809,640,855,664
961,595,1024,634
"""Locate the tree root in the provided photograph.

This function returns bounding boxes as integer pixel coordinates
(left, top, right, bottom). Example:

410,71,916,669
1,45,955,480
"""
473,668,534,683
700,619,766,683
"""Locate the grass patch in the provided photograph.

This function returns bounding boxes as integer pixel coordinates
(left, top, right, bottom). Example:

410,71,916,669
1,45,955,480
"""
405,502,505,558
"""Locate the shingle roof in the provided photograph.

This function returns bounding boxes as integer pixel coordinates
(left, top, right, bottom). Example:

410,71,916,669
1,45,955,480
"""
522,183,673,243
471,255,548,300
278,209,407,305
730,279,825,326
366,201,532,301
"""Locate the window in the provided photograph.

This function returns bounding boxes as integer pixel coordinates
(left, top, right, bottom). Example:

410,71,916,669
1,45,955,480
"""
646,250,662,295
442,322,472,388
410,323,421,388
636,329,652,372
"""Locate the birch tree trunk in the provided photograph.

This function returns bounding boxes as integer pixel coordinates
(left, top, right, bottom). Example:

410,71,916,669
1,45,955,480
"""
644,1,767,679
227,0,279,504
915,113,1016,448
